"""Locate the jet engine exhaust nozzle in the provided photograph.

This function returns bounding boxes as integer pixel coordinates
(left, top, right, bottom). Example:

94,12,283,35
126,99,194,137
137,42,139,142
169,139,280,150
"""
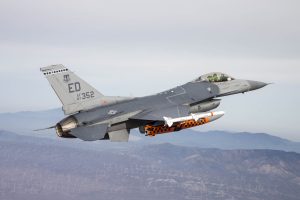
55,116,78,138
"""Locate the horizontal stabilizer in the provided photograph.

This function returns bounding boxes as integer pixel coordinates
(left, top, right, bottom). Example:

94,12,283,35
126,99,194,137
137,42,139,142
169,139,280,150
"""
33,125,56,132
70,123,108,141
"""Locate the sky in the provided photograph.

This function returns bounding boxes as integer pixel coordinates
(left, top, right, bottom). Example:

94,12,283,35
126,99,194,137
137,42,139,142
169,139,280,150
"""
0,0,299,140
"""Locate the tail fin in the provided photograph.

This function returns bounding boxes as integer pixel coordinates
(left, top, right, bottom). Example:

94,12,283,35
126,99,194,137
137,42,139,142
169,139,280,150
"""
41,64,104,115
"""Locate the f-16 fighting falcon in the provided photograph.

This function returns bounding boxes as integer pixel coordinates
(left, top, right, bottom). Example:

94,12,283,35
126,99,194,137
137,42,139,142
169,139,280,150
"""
40,65,268,142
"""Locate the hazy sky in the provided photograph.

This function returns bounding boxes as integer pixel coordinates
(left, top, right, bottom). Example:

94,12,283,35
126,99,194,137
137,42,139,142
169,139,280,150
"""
0,0,299,140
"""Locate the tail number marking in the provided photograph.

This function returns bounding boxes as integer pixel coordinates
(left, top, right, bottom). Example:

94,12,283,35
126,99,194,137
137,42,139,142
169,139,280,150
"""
68,82,95,100
68,82,81,93
77,91,95,100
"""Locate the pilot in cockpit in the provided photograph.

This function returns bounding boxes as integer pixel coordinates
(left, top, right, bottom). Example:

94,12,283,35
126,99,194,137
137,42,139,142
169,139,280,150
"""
194,72,235,83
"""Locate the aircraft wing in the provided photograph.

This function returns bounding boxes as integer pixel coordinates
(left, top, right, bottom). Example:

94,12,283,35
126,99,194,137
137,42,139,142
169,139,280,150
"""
130,105,190,122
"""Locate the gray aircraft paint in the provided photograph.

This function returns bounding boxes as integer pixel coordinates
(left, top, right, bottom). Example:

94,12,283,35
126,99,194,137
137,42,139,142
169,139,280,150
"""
41,65,134,115
41,65,267,142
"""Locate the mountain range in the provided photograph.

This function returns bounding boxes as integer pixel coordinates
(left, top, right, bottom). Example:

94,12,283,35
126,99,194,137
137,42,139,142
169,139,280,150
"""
1,130,300,200
1,108,300,200
0,108,299,153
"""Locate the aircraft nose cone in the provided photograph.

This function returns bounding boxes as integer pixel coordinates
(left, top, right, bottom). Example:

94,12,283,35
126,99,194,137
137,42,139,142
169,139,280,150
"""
248,80,268,91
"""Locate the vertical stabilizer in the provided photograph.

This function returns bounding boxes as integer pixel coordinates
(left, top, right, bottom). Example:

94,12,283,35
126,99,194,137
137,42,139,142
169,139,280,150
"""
41,64,104,115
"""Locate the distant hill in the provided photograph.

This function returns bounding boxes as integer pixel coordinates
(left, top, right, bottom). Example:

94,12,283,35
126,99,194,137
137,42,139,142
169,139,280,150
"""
139,129,300,153
0,131,299,200
1,108,300,153
0,108,63,135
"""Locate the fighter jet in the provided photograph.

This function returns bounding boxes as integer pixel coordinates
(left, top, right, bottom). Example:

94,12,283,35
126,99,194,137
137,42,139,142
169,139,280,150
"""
40,64,267,142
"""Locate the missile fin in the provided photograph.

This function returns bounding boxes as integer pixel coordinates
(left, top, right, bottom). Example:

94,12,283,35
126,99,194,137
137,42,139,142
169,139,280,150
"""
191,113,200,121
163,116,174,127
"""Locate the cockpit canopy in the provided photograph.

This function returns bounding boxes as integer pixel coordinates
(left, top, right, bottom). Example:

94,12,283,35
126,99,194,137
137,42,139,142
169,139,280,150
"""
194,72,235,83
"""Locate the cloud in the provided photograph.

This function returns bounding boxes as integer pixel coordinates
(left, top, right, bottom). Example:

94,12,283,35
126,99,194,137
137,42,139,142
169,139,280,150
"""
0,0,299,58
0,0,299,139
